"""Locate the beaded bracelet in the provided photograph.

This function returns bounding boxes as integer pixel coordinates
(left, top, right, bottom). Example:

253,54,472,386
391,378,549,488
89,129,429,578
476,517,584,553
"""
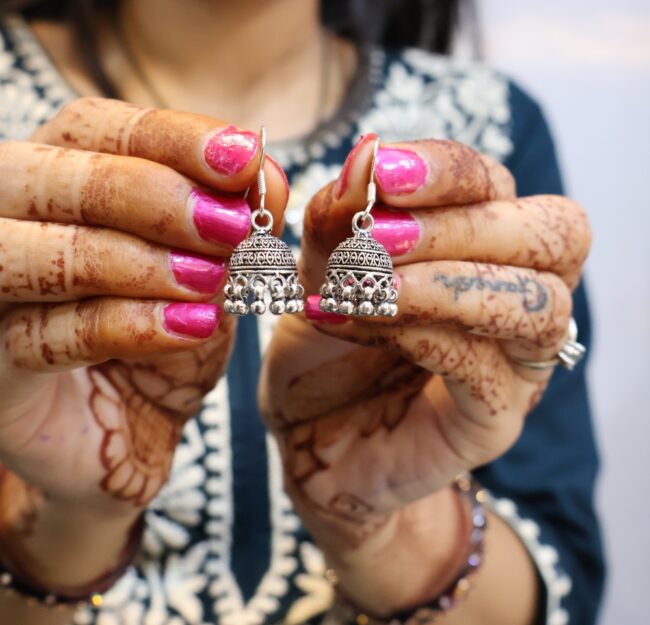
0,514,145,610
325,474,487,625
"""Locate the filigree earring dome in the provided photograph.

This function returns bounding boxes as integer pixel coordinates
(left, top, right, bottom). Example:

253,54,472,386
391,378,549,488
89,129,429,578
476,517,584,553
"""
319,214,398,317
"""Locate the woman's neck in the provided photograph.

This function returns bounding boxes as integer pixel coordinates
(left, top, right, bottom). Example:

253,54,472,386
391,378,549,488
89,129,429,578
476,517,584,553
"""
31,0,356,140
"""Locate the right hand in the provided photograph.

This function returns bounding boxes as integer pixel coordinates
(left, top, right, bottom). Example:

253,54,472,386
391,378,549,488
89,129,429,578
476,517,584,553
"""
0,98,288,514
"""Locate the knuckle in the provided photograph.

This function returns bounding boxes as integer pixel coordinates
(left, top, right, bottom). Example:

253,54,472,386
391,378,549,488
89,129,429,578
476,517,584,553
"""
536,277,572,348
479,154,516,198
74,299,104,359
531,195,592,271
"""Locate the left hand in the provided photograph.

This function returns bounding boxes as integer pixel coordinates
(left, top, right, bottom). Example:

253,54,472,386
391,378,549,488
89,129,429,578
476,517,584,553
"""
259,135,591,613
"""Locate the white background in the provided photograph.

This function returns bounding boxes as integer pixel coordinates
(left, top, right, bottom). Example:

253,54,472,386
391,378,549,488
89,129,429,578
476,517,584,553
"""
477,1,650,623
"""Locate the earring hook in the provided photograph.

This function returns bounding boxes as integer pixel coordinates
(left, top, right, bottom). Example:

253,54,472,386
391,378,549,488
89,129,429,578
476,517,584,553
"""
353,136,381,234
250,126,272,232
257,126,267,214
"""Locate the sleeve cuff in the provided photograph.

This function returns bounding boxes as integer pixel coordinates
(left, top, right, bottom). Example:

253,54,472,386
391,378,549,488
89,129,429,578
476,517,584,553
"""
486,494,572,625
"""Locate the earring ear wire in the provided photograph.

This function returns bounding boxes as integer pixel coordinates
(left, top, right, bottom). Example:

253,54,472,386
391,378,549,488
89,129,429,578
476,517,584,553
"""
223,126,304,316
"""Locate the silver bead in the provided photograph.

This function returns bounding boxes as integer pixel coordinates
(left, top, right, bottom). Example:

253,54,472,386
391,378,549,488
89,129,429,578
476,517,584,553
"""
286,299,303,314
377,302,392,317
338,300,355,315
270,299,286,315
250,300,266,315
233,300,248,315
320,297,337,313
358,301,374,316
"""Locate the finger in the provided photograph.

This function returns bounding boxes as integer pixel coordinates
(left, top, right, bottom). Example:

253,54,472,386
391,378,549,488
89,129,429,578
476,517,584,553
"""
31,97,289,224
370,261,572,349
2,298,221,372
0,218,227,302
302,307,544,416
302,135,515,284
0,142,258,253
370,196,591,286
336,134,515,205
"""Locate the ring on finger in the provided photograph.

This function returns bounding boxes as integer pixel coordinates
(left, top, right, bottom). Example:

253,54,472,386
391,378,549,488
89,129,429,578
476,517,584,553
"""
510,318,586,371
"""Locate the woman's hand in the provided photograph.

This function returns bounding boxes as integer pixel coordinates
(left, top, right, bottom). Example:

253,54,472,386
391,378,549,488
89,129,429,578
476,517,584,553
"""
260,135,591,618
0,97,288,589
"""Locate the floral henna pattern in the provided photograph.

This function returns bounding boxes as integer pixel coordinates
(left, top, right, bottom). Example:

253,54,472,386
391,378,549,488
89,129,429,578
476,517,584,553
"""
328,492,374,521
87,363,184,506
281,358,429,526
86,314,234,506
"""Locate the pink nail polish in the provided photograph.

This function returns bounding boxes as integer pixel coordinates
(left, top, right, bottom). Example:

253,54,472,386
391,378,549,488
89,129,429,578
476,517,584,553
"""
376,147,428,195
304,295,348,325
163,303,220,339
204,125,259,175
372,208,420,256
190,189,250,247
169,250,225,294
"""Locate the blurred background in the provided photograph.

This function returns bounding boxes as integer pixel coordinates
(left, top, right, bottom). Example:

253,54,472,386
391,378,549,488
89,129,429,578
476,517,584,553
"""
475,1,650,623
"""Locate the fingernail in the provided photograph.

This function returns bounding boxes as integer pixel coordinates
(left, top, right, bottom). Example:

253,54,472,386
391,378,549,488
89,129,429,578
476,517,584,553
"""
376,147,428,195
304,295,348,325
169,250,225,294
335,133,376,199
372,208,420,256
163,303,220,339
190,189,250,247
204,125,258,175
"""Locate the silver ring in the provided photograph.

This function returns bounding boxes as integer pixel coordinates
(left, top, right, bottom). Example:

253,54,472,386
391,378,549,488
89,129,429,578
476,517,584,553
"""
510,318,586,371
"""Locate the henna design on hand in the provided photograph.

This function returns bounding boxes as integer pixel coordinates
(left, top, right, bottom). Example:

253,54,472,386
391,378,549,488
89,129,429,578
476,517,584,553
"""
87,363,184,506
410,335,510,416
281,354,430,540
328,492,374,521
86,317,234,506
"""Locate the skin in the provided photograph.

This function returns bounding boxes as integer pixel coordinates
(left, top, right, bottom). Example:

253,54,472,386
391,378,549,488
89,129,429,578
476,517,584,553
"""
0,1,592,624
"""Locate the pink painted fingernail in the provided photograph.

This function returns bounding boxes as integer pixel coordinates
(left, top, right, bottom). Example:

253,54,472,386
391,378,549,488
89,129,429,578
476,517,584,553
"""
190,189,250,247
304,295,348,325
169,250,225,294
163,303,220,339
372,208,420,256
376,147,428,195
204,125,259,175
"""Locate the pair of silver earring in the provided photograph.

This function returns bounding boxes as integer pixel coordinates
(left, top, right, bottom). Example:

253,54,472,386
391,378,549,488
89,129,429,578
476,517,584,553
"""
223,128,398,318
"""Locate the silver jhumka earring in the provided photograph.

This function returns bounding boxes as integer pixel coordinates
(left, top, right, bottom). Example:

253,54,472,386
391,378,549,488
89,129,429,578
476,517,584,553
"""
224,127,304,316
319,138,398,317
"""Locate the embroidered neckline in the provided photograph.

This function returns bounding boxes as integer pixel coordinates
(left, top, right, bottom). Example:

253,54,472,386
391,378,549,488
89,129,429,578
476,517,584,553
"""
3,13,382,169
